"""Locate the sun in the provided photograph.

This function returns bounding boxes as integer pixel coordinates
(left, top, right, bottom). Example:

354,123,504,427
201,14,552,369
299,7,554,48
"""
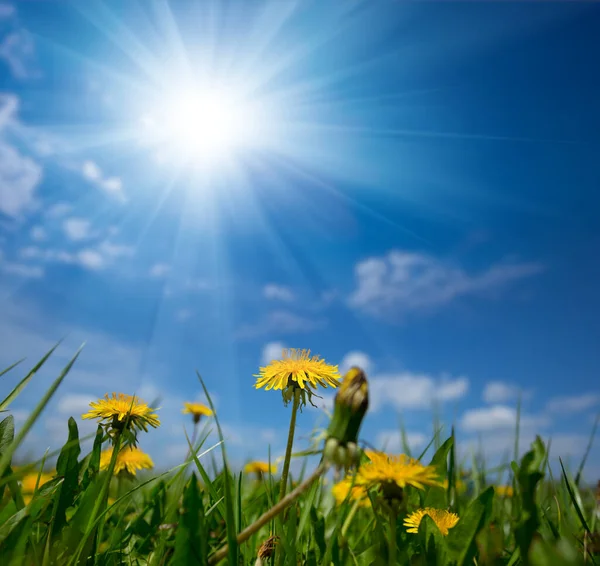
141,83,263,169
166,89,241,157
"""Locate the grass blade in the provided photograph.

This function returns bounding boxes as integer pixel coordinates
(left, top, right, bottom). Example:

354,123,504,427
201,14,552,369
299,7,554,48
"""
574,413,598,487
558,457,592,537
0,359,24,380
196,370,238,565
0,343,61,412
0,345,83,479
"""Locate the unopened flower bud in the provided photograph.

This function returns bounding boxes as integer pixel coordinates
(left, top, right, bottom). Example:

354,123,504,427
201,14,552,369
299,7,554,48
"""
323,367,369,470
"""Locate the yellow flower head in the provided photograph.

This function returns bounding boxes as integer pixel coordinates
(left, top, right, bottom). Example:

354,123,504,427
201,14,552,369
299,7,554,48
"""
404,508,460,536
182,402,213,423
82,393,160,434
356,451,443,492
100,446,154,476
254,349,340,405
331,477,371,508
244,461,276,476
495,485,514,498
20,471,54,494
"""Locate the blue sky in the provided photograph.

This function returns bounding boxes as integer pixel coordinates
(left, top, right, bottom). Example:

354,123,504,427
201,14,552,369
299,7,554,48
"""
1,1,599,480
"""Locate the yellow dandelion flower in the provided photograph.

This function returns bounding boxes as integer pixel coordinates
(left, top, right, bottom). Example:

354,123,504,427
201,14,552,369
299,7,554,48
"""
331,477,371,508
356,450,443,491
82,393,160,433
20,471,54,495
404,508,460,536
495,485,514,498
182,402,213,423
100,446,154,476
254,348,340,393
244,461,276,476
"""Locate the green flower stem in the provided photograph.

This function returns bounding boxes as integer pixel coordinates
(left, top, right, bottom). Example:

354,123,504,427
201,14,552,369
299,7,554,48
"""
208,462,326,565
274,387,301,566
279,387,301,502
388,507,397,566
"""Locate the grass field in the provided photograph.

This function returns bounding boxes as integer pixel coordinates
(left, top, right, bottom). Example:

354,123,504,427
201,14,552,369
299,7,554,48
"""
0,345,598,565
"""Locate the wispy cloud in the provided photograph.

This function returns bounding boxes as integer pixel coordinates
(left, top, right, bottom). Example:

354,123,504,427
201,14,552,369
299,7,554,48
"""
348,250,544,319
460,404,549,432
149,263,171,278
339,351,372,375
368,371,469,412
29,225,46,241
63,218,92,241
260,341,285,365
263,284,295,302
375,430,428,453
546,393,600,415
45,202,72,218
0,141,42,217
0,28,40,79
482,381,530,404
82,160,126,202
1,260,44,278
17,239,134,272
236,310,326,339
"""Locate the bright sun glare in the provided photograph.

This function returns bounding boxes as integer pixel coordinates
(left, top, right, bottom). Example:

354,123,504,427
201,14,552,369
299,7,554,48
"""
166,90,240,156
141,84,261,168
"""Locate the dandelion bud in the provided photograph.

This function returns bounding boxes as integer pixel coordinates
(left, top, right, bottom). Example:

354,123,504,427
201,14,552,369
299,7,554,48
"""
323,367,369,470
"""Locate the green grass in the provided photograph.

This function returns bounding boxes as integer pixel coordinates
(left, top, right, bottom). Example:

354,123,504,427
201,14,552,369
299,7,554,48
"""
0,344,598,565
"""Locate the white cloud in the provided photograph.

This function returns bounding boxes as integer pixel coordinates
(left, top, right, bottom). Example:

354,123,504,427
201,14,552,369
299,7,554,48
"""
263,284,295,302
546,394,600,415
30,225,46,241
82,160,101,182
45,202,71,218
339,351,372,375
176,309,192,322
0,141,42,217
375,430,428,453
483,381,524,404
369,372,469,412
460,404,549,433
457,431,593,476
76,249,104,270
236,310,326,339
56,394,94,416
261,341,285,365
0,29,39,79
0,4,16,19
101,177,123,195
1,262,43,278
63,218,91,241
18,240,133,271
81,160,126,201
96,241,134,258
149,263,170,278
348,250,544,319
183,278,212,292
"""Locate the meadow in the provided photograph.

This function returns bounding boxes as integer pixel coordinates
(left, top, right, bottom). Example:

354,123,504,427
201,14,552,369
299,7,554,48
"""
0,346,598,565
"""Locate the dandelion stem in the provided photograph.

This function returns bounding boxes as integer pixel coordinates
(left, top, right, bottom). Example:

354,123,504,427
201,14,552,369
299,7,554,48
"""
279,387,301,502
208,462,326,565
389,506,397,566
